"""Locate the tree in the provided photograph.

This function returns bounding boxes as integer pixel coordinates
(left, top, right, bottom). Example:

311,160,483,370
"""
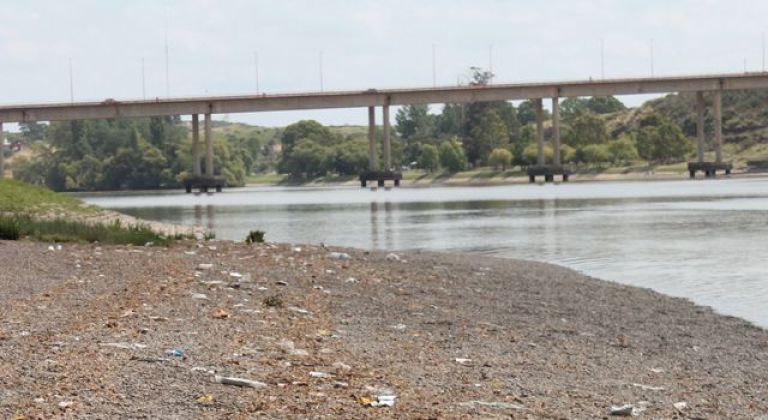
465,109,508,165
523,143,553,165
607,137,639,164
567,112,609,147
279,120,337,164
558,144,575,163
331,139,369,175
488,148,513,171
578,144,611,164
395,105,435,140
586,96,626,114
281,139,333,178
635,112,694,163
560,98,589,122
438,138,467,172
635,121,694,163
419,144,440,172
19,122,47,143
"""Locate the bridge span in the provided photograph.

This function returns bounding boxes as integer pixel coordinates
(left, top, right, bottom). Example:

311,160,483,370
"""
2,72,767,187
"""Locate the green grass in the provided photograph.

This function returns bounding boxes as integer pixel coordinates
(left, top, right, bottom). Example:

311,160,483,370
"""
0,215,187,245
0,178,97,215
0,179,194,245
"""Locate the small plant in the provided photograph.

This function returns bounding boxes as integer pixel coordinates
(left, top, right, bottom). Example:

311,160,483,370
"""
263,295,283,308
245,230,265,244
0,217,21,240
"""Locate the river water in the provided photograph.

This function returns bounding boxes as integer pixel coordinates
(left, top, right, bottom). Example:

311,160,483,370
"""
81,178,768,327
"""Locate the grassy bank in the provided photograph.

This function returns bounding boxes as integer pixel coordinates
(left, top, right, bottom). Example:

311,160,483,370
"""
0,178,97,216
0,179,194,245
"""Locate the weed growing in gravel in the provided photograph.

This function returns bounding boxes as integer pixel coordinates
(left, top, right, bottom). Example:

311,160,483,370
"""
245,230,265,244
263,295,283,308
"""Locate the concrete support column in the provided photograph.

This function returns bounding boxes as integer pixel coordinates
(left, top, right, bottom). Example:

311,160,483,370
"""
205,112,214,177
713,90,723,163
382,104,391,172
695,92,705,163
368,106,378,171
192,114,202,176
552,97,561,166
535,98,545,166
0,122,4,178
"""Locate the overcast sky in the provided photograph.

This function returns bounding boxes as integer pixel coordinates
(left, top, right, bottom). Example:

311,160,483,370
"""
1,0,767,126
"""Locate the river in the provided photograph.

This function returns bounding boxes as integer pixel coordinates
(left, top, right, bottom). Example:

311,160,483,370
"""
80,178,768,327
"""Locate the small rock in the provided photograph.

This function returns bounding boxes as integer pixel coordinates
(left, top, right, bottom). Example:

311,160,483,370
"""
197,263,214,270
309,371,332,378
328,252,350,260
191,293,209,300
345,277,358,283
673,401,687,411
332,361,352,373
215,375,266,388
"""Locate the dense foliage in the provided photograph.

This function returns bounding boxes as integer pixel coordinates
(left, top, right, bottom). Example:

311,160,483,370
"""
13,118,274,191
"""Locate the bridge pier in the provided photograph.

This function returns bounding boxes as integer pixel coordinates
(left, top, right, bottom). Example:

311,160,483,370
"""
184,113,225,193
688,90,732,178
527,97,570,183
360,104,402,188
0,122,4,178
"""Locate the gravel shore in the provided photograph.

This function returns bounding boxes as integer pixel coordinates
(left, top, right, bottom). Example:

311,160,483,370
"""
0,240,766,418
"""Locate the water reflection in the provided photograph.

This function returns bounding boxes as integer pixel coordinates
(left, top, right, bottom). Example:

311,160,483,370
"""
80,178,768,327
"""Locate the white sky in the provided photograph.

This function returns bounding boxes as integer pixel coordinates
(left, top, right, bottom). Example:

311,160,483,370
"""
0,0,766,127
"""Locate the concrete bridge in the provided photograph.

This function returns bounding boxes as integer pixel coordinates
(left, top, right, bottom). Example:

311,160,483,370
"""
2,72,767,186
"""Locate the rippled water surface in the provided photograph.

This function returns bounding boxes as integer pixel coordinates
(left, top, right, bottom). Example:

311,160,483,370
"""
81,178,768,326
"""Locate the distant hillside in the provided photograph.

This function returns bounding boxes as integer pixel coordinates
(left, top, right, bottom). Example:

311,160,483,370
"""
606,89,768,149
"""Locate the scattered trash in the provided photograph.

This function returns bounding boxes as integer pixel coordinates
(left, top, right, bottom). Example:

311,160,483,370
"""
358,395,397,408
329,252,350,260
345,277,358,283
333,381,349,388
648,367,665,373
293,247,302,252
316,329,332,337
197,263,214,270
100,342,147,350
455,358,473,365
196,394,215,404
288,306,311,315
184,251,196,255
131,356,170,363
58,401,74,410
215,375,266,388
191,366,215,375
391,324,407,331
229,272,243,279
385,253,401,262
631,383,664,391
609,404,634,416
19,331,31,337
212,308,231,319
165,348,185,358
192,293,209,300
673,401,687,411
309,371,332,378
458,400,524,410
275,280,288,286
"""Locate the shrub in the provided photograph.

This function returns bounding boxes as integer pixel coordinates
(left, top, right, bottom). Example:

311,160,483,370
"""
0,217,21,240
245,230,265,244
487,148,513,171
438,139,468,172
